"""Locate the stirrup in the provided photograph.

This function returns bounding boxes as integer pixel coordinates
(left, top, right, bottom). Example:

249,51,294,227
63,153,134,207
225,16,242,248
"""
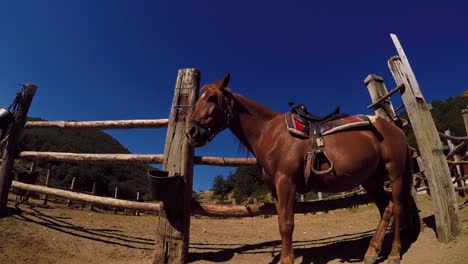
311,150,334,175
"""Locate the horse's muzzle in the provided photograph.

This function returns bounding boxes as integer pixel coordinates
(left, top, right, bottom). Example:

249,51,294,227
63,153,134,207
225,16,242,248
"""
186,122,208,147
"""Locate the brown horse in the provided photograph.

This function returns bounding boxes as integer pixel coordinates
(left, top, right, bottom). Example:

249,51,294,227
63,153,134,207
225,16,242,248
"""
186,74,419,264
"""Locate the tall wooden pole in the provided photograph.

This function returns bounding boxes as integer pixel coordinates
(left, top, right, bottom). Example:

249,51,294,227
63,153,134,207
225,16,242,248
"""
153,68,199,263
0,84,37,213
388,55,461,242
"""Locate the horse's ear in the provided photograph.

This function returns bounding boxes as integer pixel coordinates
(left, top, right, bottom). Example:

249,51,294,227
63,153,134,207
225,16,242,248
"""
221,73,230,90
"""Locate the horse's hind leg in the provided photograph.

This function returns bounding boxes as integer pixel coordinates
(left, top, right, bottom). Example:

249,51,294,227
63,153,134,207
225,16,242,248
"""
386,156,412,264
273,174,296,264
362,180,392,264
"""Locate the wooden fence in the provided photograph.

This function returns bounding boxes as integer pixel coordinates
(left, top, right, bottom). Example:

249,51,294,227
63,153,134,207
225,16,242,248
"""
0,69,374,263
364,34,465,243
1,34,466,263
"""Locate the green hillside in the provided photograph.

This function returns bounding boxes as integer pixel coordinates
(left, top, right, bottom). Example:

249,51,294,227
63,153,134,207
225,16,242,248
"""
17,117,151,200
404,92,468,149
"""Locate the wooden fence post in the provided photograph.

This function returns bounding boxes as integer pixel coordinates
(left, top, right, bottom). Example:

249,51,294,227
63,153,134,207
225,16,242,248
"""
388,55,461,242
43,166,51,205
90,179,97,211
134,191,141,216
67,177,76,207
153,68,200,264
0,84,37,213
29,161,36,173
364,74,397,122
463,109,468,139
113,185,118,214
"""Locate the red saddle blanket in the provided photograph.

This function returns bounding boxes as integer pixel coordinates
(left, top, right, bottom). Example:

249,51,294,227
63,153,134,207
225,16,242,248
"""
285,113,372,138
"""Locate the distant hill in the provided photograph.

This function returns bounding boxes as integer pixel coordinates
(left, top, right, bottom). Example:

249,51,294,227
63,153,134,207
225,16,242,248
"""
404,91,467,148
17,117,152,200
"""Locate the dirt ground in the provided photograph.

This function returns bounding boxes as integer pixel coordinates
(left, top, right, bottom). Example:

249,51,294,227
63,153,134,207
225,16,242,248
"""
0,194,467,264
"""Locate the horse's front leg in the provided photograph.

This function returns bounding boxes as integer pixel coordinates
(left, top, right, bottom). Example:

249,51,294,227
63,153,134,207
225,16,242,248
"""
273,174,296,264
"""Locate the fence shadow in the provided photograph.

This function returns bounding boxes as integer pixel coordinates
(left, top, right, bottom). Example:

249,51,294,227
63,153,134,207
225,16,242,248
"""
189,229,417,264
9,203,154,250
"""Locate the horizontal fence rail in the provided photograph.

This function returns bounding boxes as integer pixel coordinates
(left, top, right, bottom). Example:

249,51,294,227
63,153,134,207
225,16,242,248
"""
25,119,169,130
19,151,257,166
19,151,165,164
12,181,370,217
12,181,161,211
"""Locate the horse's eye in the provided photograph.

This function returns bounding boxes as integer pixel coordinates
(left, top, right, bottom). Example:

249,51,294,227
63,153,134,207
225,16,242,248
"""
207,95,217,103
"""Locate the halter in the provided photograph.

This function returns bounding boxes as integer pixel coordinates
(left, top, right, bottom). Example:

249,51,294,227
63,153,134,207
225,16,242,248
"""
192,93,234,142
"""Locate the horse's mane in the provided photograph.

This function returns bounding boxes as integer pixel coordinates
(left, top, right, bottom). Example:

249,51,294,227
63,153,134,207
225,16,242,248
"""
230,92,278,158
200,83,278,159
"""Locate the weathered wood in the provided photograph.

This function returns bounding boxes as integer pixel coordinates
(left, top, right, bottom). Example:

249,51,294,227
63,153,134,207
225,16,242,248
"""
18,151,257,167
447,160,468,165
12,181,161,211
366,84,404,112
29,161,36,172
390,34,424,99
446,130,465,197
454,176,468,182
43,167,51,205
90,179,97,211
0,84,37,212
25,119,169,130
446,141,468,160
388,54,461,242
364,74,395,122
438,132,468,143
463,109,468,158
113,186,119,214
462,109,468,136
154,69,200,264
12,181,371,217
67,177,76,207
444,130,455,152
454,186,468,192
194,156,256,167
19,151,165,164
365,74,420,212
364,74,402,119
193,193,370,217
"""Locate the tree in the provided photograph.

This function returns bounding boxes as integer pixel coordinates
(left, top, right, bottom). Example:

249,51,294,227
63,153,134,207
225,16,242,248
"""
212,175,226,195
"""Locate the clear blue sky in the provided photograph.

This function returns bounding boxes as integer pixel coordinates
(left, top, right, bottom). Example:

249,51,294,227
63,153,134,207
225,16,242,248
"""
1,1,467,191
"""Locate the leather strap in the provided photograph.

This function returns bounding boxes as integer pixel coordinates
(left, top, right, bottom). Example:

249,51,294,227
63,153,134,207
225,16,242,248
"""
304,152,313,186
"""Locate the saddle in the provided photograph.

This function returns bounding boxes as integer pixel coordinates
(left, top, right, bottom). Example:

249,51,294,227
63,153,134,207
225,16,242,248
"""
285,102,373,185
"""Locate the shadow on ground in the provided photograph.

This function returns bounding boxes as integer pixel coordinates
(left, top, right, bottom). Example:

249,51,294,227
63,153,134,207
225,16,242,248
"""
6,203,154,250
189,227,419,264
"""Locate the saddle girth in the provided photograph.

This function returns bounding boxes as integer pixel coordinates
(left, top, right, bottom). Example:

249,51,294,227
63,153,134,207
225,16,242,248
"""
303,122,335,186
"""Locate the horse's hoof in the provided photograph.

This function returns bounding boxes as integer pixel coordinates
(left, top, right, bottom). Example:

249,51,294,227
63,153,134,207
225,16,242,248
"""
386,256,401,264
363,255,377,264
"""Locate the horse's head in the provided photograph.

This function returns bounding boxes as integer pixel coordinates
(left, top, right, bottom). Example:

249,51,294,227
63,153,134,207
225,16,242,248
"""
186,73,233,147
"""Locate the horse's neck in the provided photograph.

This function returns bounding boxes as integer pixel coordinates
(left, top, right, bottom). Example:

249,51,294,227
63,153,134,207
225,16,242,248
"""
229,93,279,154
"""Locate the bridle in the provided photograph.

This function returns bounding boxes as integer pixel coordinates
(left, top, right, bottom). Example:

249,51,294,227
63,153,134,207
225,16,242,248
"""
191,93,234,142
